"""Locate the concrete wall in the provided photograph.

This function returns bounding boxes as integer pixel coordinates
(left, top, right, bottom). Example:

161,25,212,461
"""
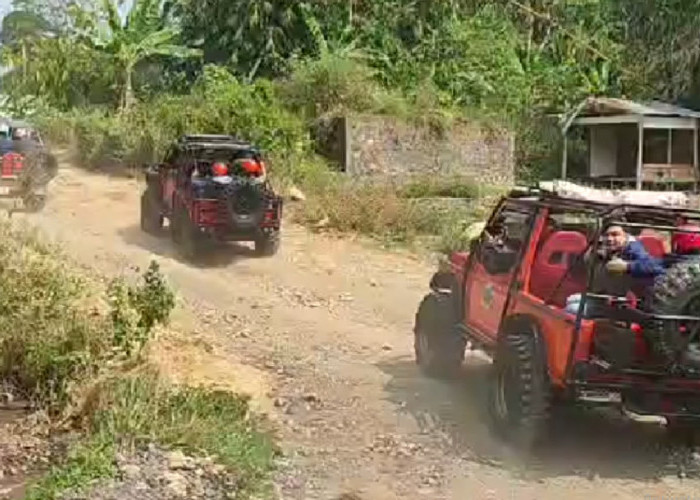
315,114,515,185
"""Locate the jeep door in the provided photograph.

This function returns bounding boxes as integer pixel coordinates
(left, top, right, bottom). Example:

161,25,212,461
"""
464,201,537,342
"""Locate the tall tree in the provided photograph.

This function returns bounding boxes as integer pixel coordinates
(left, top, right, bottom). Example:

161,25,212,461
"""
173,0,312,80
1,10,52,82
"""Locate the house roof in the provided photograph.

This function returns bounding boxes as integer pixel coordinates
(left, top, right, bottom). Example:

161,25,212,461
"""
561,96,700,131
577,97,700,118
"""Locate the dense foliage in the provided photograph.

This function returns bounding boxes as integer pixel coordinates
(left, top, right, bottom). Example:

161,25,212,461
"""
3,0,690,120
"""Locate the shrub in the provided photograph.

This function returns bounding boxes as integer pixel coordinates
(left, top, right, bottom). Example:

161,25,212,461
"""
279,53,383,119
0,221,174,408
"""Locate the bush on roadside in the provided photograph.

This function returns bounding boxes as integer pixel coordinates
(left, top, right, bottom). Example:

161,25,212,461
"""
0,221,275,499
0,221,174,409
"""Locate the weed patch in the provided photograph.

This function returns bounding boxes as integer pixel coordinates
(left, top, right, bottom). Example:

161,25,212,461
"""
27,372,273,499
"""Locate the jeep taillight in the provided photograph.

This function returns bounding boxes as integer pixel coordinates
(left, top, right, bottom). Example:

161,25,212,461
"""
261,203,279,227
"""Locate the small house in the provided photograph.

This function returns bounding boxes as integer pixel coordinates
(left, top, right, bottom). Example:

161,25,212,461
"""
561,97,700,190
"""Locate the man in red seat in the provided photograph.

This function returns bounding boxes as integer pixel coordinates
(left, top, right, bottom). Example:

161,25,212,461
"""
566,225,664,315
603,225,665,280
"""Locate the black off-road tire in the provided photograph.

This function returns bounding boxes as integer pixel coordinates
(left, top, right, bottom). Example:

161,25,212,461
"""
22,192,46,213
651,257,700,367
488,332,551,450
254,231,280,257
413,292,465,379
172,205,204,261
140,189,163,235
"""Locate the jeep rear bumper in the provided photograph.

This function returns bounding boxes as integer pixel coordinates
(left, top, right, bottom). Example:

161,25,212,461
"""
0,177,21,197
198,225,278,242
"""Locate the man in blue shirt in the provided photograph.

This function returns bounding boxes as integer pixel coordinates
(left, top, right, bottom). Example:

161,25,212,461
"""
566,225,664,315
603,225,665,278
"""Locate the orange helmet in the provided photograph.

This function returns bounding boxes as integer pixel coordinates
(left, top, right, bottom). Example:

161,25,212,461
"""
239,159,263,176
211,161,228,176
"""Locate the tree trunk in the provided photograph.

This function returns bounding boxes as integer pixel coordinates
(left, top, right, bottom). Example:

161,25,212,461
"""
121,65,135,111
21,42,27,84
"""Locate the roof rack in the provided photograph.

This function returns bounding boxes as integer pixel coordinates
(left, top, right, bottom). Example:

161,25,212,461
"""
506,187,700,220
180,134,250,145
181,141,257,151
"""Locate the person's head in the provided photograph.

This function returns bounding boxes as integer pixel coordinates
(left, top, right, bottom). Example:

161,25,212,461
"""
11,128,27,140
604,225,629,252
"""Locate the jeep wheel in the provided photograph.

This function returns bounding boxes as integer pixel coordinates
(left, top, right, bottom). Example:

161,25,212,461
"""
140,190,163,235
254,231,280,257
23,193,46,213
489,332,551,449
413,292,465,379
651,257,700,368
173,206,204,261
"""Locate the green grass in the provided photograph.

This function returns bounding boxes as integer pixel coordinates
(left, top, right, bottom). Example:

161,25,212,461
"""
26,438,117,500
90,373,275,485
25,372,275,499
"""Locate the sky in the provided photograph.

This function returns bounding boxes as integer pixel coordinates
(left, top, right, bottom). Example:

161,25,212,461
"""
0,0,10,19
0,0,135,23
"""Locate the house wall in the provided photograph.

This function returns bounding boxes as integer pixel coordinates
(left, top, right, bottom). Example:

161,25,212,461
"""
589,125,617,176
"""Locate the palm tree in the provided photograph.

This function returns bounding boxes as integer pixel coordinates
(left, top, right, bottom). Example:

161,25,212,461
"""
93,0,201,109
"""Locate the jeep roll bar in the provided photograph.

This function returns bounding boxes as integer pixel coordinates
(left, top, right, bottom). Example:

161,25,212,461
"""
181,134,245,143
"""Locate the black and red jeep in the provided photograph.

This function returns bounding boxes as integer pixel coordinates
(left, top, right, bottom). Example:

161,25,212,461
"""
414,186,700,448
139,134,283,259
0,118,57,212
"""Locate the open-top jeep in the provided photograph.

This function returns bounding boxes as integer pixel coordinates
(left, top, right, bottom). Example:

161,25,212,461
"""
0,118,57,212
414,185,700,448
140,134,282,259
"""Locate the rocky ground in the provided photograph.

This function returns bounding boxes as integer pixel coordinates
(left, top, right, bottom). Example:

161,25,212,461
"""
0,406,52,500
59,447,241,500
11,153,700,499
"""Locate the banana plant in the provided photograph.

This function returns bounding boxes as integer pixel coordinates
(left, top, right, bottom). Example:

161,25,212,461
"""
84,0,201,110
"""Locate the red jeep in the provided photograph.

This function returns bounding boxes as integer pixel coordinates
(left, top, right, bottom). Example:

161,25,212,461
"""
0,119,57,212
414,188,700,448
140,135,282,260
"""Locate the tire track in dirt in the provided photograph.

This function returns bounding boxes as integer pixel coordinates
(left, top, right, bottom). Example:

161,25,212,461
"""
13,154,700,499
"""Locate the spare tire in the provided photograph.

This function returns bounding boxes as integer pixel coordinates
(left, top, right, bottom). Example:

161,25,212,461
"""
650,257,700,368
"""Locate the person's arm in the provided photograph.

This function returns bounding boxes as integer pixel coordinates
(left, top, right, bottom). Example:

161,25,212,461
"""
625,242,665,277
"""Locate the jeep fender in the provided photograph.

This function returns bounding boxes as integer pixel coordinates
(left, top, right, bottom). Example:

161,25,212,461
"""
498,314,550,379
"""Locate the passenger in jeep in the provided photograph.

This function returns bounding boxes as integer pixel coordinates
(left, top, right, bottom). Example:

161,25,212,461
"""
566,225,664,315
602,225,665,279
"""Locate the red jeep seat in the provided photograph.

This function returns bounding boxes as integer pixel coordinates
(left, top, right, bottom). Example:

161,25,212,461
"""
638,233,666,258
530,231,588,307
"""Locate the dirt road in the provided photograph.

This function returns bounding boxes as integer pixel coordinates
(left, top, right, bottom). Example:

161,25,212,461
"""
14,156,700,499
